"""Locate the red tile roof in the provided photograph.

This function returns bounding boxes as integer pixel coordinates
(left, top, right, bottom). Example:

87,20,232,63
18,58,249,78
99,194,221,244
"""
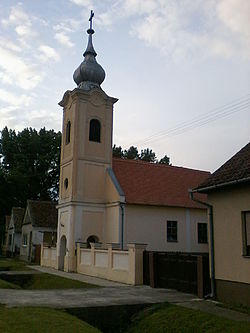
112,158,210,208
196,142,250,192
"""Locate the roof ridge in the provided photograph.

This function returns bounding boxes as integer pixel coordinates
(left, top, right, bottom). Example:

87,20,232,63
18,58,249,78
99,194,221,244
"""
27,199,57,205
112,157,210,174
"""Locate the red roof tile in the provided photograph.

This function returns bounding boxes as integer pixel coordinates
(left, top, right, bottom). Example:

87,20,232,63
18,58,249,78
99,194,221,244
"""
112,158,210,208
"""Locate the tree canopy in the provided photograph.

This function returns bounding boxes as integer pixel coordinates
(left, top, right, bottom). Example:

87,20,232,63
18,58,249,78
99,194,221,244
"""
112,145,170,164
0,126,61,224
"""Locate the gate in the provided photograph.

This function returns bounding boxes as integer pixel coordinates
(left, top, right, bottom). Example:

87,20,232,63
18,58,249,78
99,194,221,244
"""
143,252,210,297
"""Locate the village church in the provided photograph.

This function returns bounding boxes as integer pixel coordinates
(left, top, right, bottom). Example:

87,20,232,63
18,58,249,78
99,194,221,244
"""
55,12,209,273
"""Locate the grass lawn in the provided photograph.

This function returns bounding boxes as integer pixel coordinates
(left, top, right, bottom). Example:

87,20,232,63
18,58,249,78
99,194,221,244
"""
0,306,101,333
216,302,250,316
0,258,33,271
125,303,250,333
0,278,19,289
0,273,98,289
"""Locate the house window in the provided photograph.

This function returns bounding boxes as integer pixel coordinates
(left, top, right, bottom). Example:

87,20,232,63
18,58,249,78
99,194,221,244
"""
167,221,178,242
65,121,71,145
198,223,208,244
242,211,250,256
22,234,27,246
89,119,101,142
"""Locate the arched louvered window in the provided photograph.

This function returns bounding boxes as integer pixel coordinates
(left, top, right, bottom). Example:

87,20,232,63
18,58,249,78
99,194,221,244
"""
65,121,71,145
89,119,101,143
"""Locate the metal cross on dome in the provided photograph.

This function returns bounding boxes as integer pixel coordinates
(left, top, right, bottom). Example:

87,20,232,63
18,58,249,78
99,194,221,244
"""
89,10,94,30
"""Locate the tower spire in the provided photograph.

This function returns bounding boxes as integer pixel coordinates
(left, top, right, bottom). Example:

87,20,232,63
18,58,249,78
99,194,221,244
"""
73,10,105,90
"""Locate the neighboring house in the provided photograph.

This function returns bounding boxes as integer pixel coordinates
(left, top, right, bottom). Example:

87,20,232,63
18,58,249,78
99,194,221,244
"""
20,200,58,262
7,207,25,256
193,142,250,306
1,215,10,256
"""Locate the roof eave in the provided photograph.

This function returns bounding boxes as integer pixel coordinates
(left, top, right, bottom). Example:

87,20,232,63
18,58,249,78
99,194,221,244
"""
193,177,250,193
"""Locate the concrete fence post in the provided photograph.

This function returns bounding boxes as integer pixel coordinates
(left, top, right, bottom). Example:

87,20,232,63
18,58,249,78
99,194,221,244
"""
197,255,204,298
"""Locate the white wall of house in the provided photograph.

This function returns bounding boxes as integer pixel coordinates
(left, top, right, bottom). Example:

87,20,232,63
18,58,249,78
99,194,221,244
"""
7,218,21,254
20,225,56,261
124,204,208,252
208,185,250,285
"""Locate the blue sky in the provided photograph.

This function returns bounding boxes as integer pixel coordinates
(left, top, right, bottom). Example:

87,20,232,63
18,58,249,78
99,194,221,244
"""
0,0,249,171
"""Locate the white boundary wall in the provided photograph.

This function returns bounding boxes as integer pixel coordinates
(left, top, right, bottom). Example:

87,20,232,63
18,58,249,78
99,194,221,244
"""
77,243,146,285
40,243,57,269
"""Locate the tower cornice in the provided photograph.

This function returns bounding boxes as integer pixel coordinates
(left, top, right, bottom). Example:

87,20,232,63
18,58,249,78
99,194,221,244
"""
59,88,118,108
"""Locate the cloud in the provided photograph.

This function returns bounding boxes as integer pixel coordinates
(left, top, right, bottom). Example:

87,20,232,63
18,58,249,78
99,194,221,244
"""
2,5,37,39
0,37,22,53
53,18,82,48
0,88,32,107
69,0,92,7
15,24,36,38
38,45,60,62
0,46,43,90
84,0,250,60
54,32,74,48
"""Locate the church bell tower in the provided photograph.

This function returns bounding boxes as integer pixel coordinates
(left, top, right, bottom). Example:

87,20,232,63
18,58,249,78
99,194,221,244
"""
57,11,118,272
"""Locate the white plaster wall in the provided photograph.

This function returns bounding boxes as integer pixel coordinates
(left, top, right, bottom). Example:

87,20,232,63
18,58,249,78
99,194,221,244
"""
124,204,208,252
105,205,120,243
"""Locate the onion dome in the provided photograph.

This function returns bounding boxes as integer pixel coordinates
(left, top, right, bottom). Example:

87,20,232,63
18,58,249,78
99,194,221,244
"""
73,11,105,90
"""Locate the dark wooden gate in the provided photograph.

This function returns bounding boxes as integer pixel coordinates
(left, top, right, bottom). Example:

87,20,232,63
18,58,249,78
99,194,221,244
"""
143,252,210,297
34,244,41,264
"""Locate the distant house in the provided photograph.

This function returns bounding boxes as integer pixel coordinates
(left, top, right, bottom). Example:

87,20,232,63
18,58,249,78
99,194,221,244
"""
20,200,58,262
7,207,25,256
193,142,250,306
1,215,10,256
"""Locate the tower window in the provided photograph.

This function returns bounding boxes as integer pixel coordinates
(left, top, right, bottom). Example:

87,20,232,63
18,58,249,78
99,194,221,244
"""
89,119,101,142
66,121,71,145
64,178,68,190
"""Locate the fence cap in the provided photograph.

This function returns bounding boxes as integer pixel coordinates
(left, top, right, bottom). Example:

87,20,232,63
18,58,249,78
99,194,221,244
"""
90,242,102,249
127,243,147,250
107,243,121,249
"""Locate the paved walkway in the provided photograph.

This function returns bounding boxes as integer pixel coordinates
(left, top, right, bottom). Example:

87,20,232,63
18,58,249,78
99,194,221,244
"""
29,265,128,287
0,266,249,323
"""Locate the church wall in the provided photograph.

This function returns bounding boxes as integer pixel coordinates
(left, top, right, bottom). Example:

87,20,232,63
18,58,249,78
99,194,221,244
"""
105,169,121,203
60,162,73,200
60,99,76,164
105,205,120,244
124,204,208,252
76,161,106,202
81,209,105,242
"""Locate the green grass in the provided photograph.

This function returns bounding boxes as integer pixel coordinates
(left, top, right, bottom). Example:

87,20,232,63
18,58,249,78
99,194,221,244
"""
0,278,20,289
0,306,101,333
125,303,250,333
216,302,250,316
0,273,99,289
0,258,33,271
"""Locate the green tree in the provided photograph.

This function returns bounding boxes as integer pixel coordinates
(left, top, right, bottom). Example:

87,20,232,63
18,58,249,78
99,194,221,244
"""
0,126,61,223
124,146,139,160
112,144,124,158
159,155,171,165
140,148,157,163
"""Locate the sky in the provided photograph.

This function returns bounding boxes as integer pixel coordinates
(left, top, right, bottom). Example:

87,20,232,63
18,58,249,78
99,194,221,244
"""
0,0,249,172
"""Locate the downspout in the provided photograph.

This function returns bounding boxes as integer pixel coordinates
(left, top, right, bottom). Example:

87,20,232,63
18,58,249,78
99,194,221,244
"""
120,203,124,250
189,190,215,299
